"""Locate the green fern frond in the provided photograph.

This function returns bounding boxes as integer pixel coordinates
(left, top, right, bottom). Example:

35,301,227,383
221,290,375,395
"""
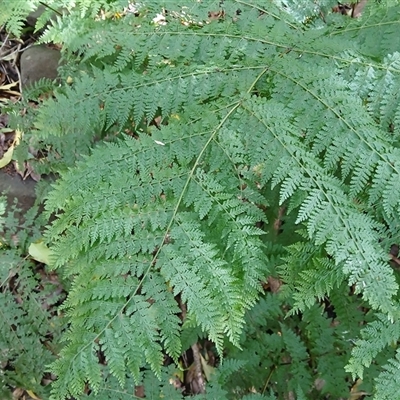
346,313,400,379
0,0,38,36
0,199,63,397
374,349,400,400
332,4,400,59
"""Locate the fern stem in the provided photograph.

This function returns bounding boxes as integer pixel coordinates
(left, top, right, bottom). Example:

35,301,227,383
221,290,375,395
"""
234,0,299,30
261,365,276,395
39,1,63,17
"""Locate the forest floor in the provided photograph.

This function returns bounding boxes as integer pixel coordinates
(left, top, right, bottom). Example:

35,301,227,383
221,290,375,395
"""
1,25,49,400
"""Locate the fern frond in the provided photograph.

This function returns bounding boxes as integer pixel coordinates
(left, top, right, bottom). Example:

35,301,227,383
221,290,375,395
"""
0,0,38,36
46,107,271,393
346,313,400,379
332,4,400,59
374,349,400,400
0,250,63,396
280,324,312,393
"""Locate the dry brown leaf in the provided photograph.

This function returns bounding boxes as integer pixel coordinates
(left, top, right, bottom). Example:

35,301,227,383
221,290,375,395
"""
267,276,282,293
349,378,370,399
14,160,41,181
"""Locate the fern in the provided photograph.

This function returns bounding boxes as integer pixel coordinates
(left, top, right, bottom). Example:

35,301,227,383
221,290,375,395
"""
346,313,400,378
0,0,38,36
0,198,64,398
42,0,400,397
0,0,129,37
374,349,400,400
3,0,400,398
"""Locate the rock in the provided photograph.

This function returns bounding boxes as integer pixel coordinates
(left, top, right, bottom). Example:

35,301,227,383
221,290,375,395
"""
26,5,47,27
20,44,61,88
26,4,65,29
0,169,36,215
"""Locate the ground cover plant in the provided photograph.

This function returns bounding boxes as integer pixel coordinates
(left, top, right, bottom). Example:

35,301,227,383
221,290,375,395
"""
1,0,400,399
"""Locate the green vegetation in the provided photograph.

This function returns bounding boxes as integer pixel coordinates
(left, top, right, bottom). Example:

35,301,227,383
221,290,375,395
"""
1,0,400,398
